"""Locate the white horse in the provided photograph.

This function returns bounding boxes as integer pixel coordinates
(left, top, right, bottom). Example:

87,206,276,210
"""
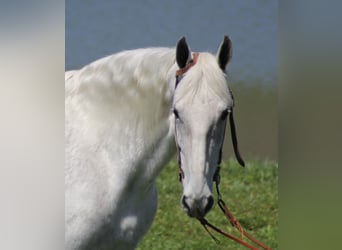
65,36,242,249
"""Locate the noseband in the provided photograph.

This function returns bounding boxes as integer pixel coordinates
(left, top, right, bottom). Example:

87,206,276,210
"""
173,54,271,249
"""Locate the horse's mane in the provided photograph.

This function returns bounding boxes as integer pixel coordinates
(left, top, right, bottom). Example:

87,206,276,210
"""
65,48,177,146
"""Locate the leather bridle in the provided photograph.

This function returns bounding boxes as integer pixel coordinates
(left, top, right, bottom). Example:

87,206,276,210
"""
173,53,272,249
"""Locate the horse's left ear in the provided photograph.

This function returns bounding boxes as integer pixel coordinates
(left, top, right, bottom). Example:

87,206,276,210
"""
176,37,191,68
217,36,232,71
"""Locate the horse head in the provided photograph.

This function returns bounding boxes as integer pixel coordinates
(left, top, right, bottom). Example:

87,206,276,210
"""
172,36,244,219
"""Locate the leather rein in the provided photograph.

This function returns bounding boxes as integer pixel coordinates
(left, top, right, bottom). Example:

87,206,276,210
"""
174,53,271,250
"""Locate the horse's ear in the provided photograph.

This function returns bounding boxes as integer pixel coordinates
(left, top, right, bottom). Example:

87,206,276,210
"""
217,35,232,71
176,37,191,68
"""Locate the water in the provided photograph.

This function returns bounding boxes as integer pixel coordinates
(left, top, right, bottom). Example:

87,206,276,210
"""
66,0,277,85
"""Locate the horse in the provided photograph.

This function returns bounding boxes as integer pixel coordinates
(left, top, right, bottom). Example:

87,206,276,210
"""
65,36,244,249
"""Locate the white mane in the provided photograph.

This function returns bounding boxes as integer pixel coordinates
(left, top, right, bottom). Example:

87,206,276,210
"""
66,48,176,128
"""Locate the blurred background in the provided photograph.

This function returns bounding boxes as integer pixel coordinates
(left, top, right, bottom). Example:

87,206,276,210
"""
66,0,278,162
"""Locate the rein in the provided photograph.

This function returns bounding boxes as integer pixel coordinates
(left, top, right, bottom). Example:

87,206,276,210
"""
174,55,272,249
199,164,272,250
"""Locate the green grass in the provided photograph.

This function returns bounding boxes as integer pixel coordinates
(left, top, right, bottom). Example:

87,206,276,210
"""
137,159,278,250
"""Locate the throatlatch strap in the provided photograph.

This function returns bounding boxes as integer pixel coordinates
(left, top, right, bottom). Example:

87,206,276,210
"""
229,110,245,167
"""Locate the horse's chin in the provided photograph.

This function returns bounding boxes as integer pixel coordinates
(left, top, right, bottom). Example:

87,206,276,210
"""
182,206,208,220
182,206,201,218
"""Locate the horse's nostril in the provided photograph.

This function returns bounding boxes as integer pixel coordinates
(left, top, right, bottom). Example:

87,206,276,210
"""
204,196,214,214
182,196,190,212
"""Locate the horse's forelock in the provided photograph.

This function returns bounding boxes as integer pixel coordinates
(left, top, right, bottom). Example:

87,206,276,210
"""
174,53,231,104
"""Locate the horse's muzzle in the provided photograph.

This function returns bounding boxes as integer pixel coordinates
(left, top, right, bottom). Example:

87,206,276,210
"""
181,195,214,218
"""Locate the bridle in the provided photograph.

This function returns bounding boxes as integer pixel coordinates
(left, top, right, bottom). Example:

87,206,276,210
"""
174,53,272,250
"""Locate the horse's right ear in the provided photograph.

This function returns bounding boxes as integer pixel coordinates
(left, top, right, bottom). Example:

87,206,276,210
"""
217,35,232,71
176,37,191,68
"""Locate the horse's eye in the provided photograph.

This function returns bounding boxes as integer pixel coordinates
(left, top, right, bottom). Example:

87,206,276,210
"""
220,109,229,121
173,109,180,119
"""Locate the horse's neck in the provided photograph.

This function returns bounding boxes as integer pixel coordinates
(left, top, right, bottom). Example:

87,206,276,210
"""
66,48,177,188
